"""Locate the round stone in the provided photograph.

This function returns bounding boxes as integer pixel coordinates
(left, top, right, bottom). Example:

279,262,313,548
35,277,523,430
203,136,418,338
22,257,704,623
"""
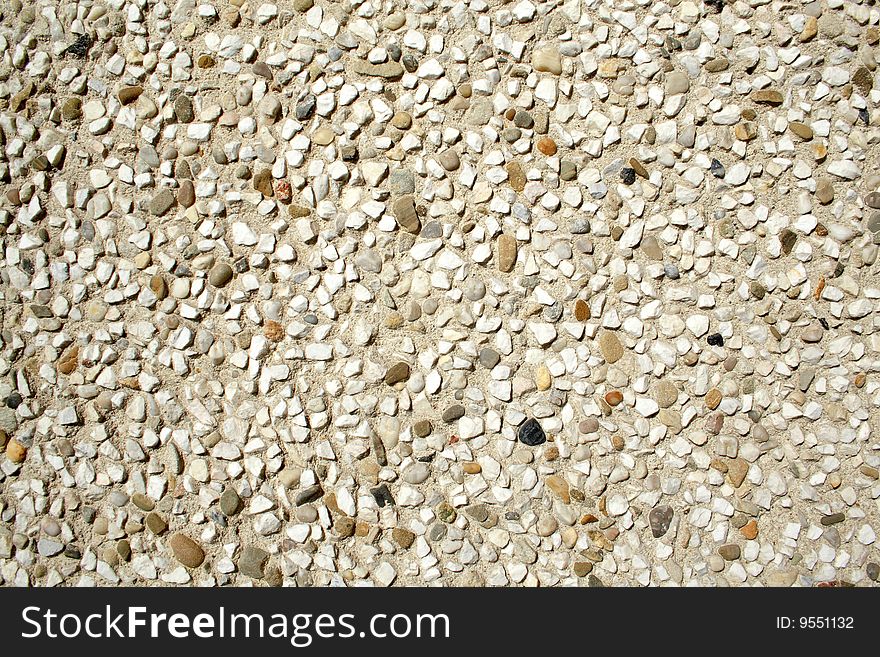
168,534,205,568
208,263,233,287
518,418,546,446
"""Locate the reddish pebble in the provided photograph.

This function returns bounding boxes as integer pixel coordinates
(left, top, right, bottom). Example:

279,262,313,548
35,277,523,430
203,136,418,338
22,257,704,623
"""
275,180,292,204
705,412,723,434
537,137,557,156
605,390,623,406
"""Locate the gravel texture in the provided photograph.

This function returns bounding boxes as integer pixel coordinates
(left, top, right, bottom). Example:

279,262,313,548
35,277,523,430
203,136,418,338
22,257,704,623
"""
0,0,879,588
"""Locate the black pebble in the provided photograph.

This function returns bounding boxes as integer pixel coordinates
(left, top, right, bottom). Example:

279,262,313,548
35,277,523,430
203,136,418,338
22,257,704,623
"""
710,159,725,178
66,34,92,59
370,484,395,507
620,167,636,184
707,333,724,347
6,392,22,409
518,418,546,446
819,317,829,330
858,108,869,126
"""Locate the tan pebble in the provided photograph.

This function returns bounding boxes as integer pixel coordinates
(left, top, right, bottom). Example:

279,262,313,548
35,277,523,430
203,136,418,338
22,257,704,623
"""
628,158,649,178
532,48,562,75
574,299,590,321
859,465,879,480
573,561,593,577
6,439,26,464
535,365,552,391
57,345,79,375
588,530,612,551
312,128,335,145
799,16,817,42
727,458,748,488
580,514,598,524
597,58,620,79
391,528,415,548
598,330,625,364
462,462,481,474
788,121,813,140
710,458,728,474
264,319,284,342
735,122,757,141
705,388,722,410
855,373,866,388
150,275,168,299
497,234,517,273
167,534,205,568
751,89,784,105
545,475,570,503
611,435,625,451
134,252,151,269
506,161,526,192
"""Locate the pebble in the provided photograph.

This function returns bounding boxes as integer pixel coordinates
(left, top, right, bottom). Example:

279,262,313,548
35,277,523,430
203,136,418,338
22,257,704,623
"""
533,48,562,75
789,122,813,140
507,162,526,192
497,235,518,273
6,440,26,464
518,419,546,447
442,405,465,423
718,544,741,561
393,196,421,234
168,534,205,568
392,528,415,549
649,506,674,538
598,331,624,364
208,263,233,287
149,190,176,216
815,178,834,204
536,137,557,156
751,90,784,105
239,546,268,579
220,488,241,516
479,348,500,368
384,362,411,386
